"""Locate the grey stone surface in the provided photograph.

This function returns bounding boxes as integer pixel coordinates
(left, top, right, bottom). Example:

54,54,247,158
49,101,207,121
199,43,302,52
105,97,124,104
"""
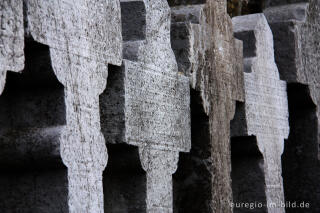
101,1,191,212
264,1,320,212
171,1,245,212
0,0,24,94
26,1,122,212
232,13,289,213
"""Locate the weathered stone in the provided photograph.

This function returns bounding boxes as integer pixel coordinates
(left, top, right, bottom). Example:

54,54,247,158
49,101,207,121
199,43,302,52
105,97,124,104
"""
26,1,122,212
264,1,320,212
100,1,191,212
231,13,289,213
171,1,245,212
0,0,24,94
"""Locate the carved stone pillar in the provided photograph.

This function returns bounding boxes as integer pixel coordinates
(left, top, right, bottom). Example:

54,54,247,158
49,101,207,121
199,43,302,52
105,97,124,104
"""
232,14,289,213
101,1,191,212
26,1,122,212
171,1,245,212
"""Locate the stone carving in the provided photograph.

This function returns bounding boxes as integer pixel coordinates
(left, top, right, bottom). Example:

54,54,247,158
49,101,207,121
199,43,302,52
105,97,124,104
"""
171,1,244,212
101,0,190,212
0,0,24,94
26,1,122,212
232,13,289,213
264,1,320,212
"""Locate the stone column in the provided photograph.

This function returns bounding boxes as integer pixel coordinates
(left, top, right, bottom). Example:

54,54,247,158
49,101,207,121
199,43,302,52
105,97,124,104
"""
139,148,179,213
101,1,191,212
26,1,122,212
50,50,109,213
170,1,245,212
232,14,290,213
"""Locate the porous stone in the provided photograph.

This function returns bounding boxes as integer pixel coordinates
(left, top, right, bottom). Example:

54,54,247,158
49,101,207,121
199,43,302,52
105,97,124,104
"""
231,13,290,213
0,0,24,94
100,1,191,212
171,1,245,212
25,1,122,213
264,1,320,212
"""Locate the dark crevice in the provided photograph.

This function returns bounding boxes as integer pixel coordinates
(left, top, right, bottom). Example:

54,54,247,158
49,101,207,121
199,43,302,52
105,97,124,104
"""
173,88,212,213
282,83,320,213
103,144,147,213
0,39,68,213
231,136,267,213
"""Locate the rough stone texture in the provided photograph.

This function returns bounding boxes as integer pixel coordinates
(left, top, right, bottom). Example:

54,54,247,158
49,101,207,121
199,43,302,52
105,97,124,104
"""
231,13,290,213
171,1,245,212
100,1,191,212
0,0,24,94
26,1,122,213
264,2,320,212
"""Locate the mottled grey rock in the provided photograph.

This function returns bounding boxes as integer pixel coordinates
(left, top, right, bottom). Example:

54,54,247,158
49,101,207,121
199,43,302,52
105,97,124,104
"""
26,1,122,213
0,0,24,94
171,1,245,212
264,1,320,212
232,13,289,213
101,1,191,212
